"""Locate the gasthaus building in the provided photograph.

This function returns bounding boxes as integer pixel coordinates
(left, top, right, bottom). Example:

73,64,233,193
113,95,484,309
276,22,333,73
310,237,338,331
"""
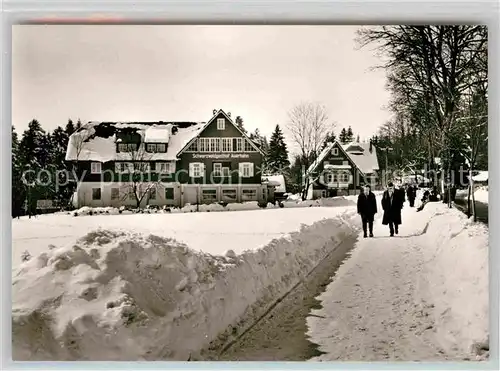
65,109,272,208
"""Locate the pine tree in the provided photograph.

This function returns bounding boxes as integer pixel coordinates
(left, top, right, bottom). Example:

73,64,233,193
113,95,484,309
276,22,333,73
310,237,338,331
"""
235,116,247,134
356,134,360,143
321,131,337,150
267,125,290,174
65,119,75,136
12,126,25,217
339,128,348,144
75,119,82,131
346,126,354,143
19,120,51,214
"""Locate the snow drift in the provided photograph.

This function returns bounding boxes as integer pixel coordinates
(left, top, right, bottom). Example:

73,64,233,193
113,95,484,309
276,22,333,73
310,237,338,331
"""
419,203,489,357
12,210,359,361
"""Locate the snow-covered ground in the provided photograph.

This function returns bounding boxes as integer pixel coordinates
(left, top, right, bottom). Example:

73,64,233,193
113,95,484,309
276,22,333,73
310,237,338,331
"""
456,187,488,204
12,198,355,269
307,200,489,361
12,201,360,360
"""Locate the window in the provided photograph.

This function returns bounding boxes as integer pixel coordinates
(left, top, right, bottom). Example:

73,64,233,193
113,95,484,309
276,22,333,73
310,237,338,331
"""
156,143,166,152
147,143,156,152
325,173,333,184
241,189,257,201
133,162,150,172
221,138,232,152
199,138,207,152
149,188,156,200
118,143,137,152
239,162,254,178
111,188,120,200
187,139,198,152
217,118,225,130
92,188,101,200
156,162,173,174
202,189,217,203
165,188,174,200
222,189,237,202
213,163,222,176
115,162,132,173
209,138,220,152
91,162,102,174
189,163,204,178
244,139,254,152
234,138,243,152
332,147,339,156
340,172,350,182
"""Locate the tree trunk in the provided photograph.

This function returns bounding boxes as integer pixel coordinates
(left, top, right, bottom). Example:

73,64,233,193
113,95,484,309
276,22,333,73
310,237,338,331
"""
467,171,472,218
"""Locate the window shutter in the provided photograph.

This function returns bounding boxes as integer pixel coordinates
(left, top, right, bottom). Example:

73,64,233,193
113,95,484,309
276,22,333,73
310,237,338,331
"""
189,163,195,177
248,163,254,177
238,163,244,176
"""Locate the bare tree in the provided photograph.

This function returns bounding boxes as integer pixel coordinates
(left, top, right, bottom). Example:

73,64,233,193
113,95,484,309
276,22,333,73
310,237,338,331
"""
286,102,335,200
358,25,487,194
117,142,164,208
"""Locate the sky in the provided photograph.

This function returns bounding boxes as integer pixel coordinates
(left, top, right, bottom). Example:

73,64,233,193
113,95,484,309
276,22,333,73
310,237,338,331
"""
12,25,391,151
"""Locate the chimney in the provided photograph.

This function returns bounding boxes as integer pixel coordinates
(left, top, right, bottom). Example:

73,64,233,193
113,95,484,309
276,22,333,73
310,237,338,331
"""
213,109,217,115
228,112,231,118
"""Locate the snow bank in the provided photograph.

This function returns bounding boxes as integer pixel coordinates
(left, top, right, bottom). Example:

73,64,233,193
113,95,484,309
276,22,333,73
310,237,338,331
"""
12,210,359,361
474,187,488,204
419,203,489,356
69,197,356,217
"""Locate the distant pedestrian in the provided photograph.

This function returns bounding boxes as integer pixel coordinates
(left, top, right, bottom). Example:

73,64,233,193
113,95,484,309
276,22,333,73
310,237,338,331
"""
382,182,403,237
406,185,417,207
357,184,377,238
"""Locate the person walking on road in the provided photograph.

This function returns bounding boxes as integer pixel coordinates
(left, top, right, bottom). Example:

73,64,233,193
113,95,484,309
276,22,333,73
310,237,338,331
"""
406,185,417,207
382,182,403,237
357,184,378,238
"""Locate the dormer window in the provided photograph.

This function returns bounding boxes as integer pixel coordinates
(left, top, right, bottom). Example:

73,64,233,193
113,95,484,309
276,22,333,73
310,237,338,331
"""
118,143,137,152
145,143,167,153
217,118,225,130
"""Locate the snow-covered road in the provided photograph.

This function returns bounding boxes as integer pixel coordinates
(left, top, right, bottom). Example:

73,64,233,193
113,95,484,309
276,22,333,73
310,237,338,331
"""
307,200,489,362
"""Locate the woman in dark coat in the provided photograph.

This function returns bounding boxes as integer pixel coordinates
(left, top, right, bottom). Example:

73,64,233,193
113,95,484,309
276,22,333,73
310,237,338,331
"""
357,184,378,238
381,182,403,236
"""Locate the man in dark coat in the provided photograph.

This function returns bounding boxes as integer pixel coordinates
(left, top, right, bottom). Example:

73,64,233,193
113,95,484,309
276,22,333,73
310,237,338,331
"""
406,185,416,207
357,184,377,238
381,182,403,236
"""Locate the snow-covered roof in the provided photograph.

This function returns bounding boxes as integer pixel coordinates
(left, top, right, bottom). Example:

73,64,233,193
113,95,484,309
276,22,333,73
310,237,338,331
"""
472,171,488,182
307,140,379,176
144,125,173,143
343,141,379,175
263,175,286,193
65,121,206,162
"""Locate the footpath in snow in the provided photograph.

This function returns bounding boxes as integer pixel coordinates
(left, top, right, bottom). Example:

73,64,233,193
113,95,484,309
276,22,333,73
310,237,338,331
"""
306,199,489,361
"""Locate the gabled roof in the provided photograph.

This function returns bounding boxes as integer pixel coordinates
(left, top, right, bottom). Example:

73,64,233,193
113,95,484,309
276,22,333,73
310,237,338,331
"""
65,109,264,162
177,109,264,156
307,140,379,176
342,141,379,174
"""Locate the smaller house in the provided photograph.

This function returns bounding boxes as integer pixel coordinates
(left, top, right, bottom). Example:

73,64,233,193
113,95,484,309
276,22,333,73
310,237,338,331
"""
306,140,380,199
